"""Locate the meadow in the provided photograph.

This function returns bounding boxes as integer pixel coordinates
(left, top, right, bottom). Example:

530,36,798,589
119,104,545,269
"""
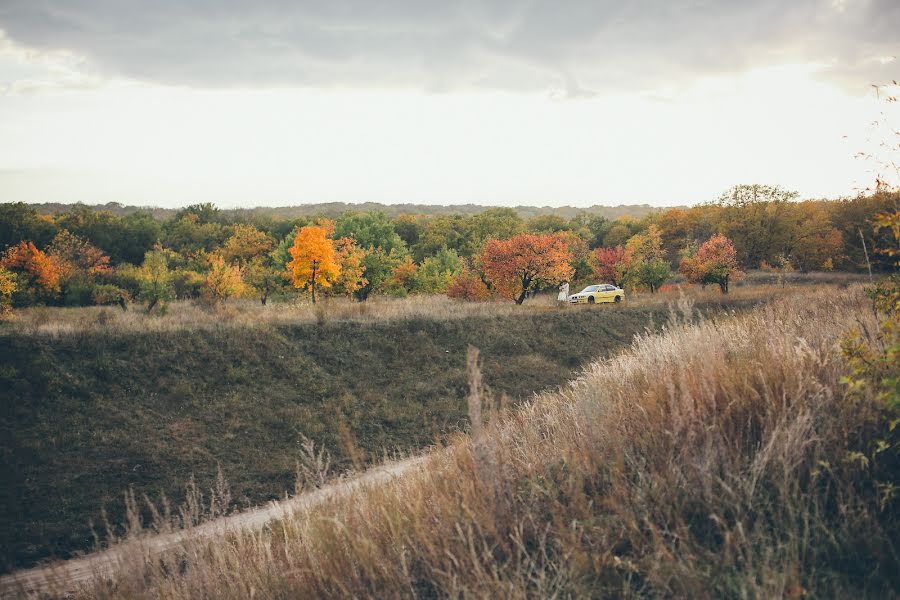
2,280,801,574
0,273,875,580
4,279,894,598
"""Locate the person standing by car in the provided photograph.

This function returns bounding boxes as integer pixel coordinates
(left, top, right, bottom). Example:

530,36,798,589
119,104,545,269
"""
558,281,570,303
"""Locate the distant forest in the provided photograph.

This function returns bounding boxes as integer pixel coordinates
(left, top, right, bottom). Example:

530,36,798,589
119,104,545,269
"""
24,201,663,222
0,186,897,311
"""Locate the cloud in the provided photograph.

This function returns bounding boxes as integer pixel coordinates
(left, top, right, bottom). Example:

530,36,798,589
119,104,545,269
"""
0,0,897,94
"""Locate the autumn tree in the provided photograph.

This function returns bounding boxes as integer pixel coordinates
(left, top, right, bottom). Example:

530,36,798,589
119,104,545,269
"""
623,225,670,293
447,268,492,301
387,256,418,296
0,241,63,304
287,226,340,304
204,254,245,304
332,237,368,297
220,224,274,266
591,245,630,287
481,233,574,304
136,248,175,312
0,267,16,314
679,234,741,294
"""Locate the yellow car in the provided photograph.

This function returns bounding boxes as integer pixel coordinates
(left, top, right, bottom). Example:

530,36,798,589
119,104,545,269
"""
568,284,625,304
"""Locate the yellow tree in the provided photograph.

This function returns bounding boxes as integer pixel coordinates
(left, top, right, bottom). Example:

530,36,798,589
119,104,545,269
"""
287,226,340,303
220,224,274,266
204,254,245,304
0,267,16,314
332,237,367,297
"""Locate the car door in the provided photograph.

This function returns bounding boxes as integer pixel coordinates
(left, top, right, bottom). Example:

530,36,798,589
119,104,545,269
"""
599,285,615,302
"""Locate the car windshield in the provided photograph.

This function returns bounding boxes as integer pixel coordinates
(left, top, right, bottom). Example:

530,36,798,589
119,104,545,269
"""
581,285,601,292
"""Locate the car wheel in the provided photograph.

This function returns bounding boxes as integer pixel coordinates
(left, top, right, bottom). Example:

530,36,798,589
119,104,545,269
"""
614,295,621,303
587,296,595,304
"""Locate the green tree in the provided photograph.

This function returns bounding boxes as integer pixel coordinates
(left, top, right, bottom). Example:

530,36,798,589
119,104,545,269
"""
716,184,798,267
334,212,406,255
0,203,58,251
137,249,175,312
413,247,462,293
467,208,525,250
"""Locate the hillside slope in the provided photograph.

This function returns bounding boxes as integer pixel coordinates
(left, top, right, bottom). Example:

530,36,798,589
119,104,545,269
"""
57,287,897,599
2,303,704,572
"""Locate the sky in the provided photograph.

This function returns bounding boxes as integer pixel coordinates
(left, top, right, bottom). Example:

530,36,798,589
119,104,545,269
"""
0,0,897,209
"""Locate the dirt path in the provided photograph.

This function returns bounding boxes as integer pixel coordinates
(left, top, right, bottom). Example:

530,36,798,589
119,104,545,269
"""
0,454,429,599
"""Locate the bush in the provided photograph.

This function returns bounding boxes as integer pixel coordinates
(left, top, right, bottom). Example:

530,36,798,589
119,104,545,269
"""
447,270,492,301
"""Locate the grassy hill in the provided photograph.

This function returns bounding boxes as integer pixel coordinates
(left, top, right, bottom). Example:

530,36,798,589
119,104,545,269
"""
1,299,738,573
61,286,898,599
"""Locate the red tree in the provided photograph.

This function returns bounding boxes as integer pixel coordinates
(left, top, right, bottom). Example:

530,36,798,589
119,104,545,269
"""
590,245,630,287
679,234,741,294
481,234,573,304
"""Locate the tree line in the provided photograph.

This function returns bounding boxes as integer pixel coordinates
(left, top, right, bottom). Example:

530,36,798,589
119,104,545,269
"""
0,185,897,312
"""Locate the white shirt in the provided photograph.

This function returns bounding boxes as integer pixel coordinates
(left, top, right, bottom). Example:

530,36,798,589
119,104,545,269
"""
558,282,569,301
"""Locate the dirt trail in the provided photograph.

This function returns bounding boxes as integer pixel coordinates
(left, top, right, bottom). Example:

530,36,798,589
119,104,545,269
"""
0,455,429,599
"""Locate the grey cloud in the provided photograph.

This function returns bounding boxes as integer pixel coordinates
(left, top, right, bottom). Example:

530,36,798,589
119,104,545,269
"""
0,0,897,93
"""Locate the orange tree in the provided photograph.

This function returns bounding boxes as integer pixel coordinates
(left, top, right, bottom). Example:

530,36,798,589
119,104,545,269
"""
0,241,63,304
679,234,741,294
481,233,573,304
447,268,491,301
287,226,340,304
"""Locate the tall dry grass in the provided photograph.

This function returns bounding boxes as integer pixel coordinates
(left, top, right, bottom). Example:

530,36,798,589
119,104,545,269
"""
39,284,894,599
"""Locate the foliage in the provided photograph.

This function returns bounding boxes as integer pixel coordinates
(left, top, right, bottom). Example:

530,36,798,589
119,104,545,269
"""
413,247,462,293
0,267,15,314
387,256,418,297
481,233,574,304
91,283,130,310
136,248,175,312
244,256,284,305
203,254,245,304
0,241,63,304
680,234,742,294
220,224,274,266
623,225,670,292
331,237,368,297
0,203,59,250
1,192,897,311
355,249,402,300
591,245,630,287
447,269,492,301
287,226,340,303
334,211,406,255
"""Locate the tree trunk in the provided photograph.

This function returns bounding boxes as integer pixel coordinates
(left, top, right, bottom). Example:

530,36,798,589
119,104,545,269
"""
719,275,729,294
147,297,158,313
515,276,531,305
310,262,318,304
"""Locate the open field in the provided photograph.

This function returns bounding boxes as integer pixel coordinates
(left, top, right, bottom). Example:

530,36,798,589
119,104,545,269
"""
1,282,806,574
0,270,866,336
4,282,895,599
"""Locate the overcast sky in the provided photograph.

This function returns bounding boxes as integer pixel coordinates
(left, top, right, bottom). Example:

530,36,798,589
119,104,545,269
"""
0,0,897,208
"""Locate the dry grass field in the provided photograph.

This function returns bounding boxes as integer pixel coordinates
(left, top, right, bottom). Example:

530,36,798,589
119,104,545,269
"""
4,279,894,598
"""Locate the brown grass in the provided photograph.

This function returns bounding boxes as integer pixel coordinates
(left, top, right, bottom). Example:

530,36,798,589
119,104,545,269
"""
0,271,866,337
41,284,896,598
